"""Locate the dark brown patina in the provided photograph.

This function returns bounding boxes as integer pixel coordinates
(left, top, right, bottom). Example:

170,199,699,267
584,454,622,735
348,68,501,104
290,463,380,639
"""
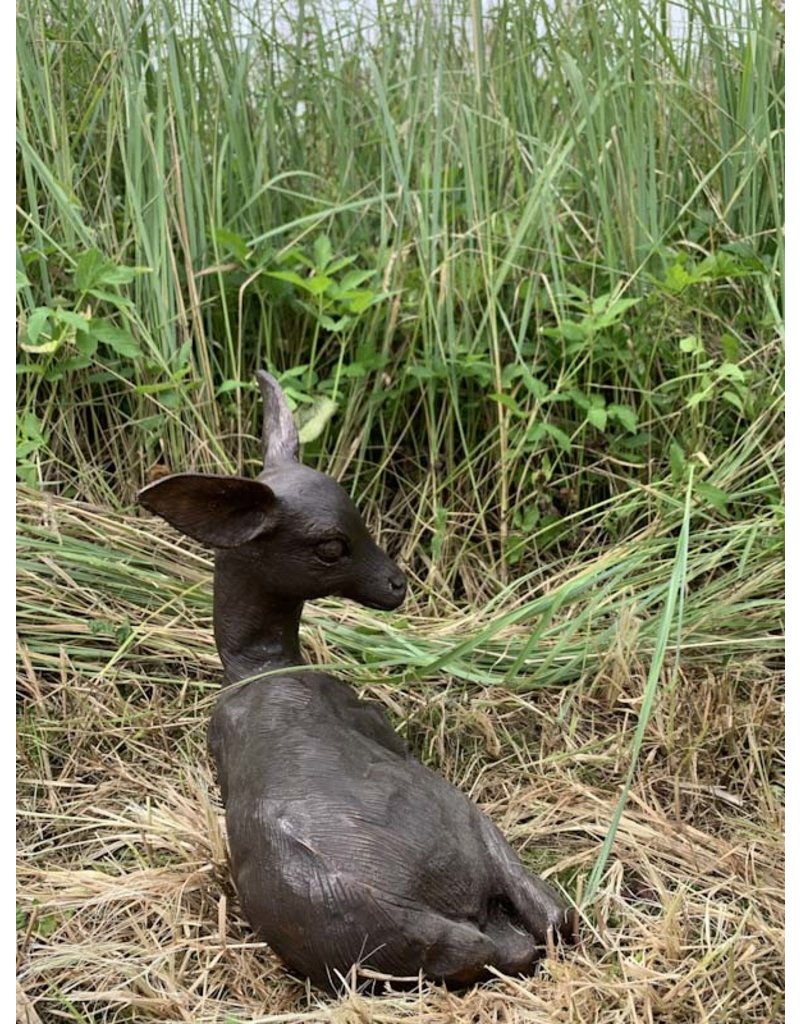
139,370,576,991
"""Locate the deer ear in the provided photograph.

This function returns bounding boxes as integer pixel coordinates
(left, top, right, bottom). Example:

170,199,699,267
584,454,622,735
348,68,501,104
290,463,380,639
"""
257,369,300,467
138,473,278,548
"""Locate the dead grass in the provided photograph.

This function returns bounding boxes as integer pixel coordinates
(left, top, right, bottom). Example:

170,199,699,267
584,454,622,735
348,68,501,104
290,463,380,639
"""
17,493,784,1023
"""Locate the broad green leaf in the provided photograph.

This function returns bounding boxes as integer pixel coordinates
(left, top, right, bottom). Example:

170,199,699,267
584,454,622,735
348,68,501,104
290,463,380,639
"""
88,288,134,309
74,249,107,291
265,269,307,288
720,333,740,362
23,307,53,348
303,274,333,296
489,392,524,416
696,482,730,513
339,269,377,291
53,309,91,332
213,227,250,263
587,405,607,431
96,265,142,286
16,270,30,292
679,334,704,355
717,362,746,383
217,379,247,394
89,323,141,357
346,291,382,314
316,313,350,332
608,404,638,433
313,234,333,272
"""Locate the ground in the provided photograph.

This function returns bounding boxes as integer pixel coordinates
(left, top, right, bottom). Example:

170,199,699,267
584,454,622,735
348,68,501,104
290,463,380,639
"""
16,492,784,1023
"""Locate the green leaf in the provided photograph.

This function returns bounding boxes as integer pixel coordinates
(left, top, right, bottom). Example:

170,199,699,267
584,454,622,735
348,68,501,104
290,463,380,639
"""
216,379,246,395
316,313,350,332
88,288,134,309
36,914,59,938
20,412,46,442
74,249,107,291
608,404,638,433
586,405,607,431
720,333,740,362
98,266,139,285
16,270,30,292
213,227,250,263
339,269,377,291
489,392,524,416
303,274,333,297
566,388,591,411
53,309,91,332
325,255,358,275
313,234,333,272
528,422,571,452
695,482,730,513
89,323,141,357
717,362,745,383
23,307,53,348
679,334,704,355
265,269,307,288
346,290,381,314
669,442,685,482
721,389,744,412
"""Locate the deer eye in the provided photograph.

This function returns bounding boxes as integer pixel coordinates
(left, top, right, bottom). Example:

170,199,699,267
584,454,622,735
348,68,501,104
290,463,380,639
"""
315,537,347,564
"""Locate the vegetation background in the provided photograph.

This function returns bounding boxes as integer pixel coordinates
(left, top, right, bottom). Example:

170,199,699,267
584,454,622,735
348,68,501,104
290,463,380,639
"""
17,0,784,1021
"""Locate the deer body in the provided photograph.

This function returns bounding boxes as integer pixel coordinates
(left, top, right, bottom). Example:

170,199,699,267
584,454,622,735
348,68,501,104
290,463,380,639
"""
140,371,574,991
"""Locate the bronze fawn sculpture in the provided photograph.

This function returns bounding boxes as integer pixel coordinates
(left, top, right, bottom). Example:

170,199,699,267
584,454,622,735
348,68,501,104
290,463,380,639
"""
139,370,575,991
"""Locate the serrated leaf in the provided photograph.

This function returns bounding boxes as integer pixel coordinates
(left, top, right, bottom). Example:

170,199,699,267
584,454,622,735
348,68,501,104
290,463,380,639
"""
74,249,107,291
88,288,134,309
22,307,53,348
325,255,358,275
696,481,730,513
89,323,141,357
347,291,382,314
75,331,98,356
297,396,337,443
407,365,437,380
566,388,591,411
721,389,744,412
98,266,139,285
679,334,703,355
303,274,333,296
265,269,307,288
608,404,638,433
669,442,685,482
717,362,745,383
489,392,523,416
53,309,91,332
21,412,46,441
313,234,333,272
213,227,250,263
528,421,571,452
720,333,740,361
339,269,377,291
587,405,607,431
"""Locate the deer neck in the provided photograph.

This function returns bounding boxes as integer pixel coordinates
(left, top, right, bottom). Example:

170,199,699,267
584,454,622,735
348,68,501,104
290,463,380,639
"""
213,549,304,684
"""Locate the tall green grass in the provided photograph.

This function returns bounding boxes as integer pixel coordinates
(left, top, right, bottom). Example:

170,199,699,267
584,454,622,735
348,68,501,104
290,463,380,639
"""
17,0,783,623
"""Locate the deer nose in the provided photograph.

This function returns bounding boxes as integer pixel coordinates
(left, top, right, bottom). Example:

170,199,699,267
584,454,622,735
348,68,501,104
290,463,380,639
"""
388,571,406,595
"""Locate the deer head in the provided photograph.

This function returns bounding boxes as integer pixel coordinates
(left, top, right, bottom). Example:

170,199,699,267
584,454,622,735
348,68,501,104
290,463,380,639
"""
138,371,406,613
